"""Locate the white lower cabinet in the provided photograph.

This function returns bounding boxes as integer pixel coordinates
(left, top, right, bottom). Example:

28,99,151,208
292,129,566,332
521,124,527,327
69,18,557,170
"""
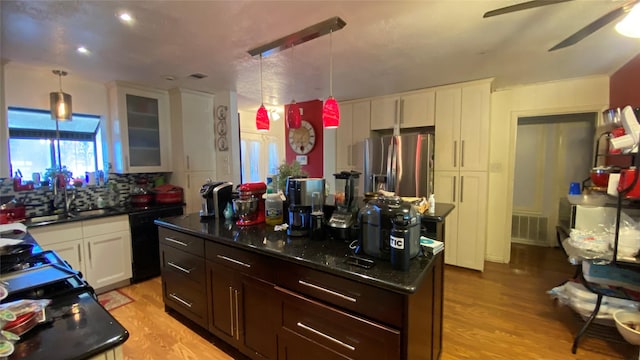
29,215,132,291
434,170,488,271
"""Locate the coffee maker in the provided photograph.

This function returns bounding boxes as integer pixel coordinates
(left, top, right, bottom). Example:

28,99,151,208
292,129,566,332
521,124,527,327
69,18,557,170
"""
233,182,267,226
327,171,361,240
200,180,233,217
286,178,325,237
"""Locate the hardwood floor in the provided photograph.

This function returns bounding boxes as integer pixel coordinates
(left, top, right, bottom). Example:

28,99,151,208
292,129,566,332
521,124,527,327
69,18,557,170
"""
111,244,638,359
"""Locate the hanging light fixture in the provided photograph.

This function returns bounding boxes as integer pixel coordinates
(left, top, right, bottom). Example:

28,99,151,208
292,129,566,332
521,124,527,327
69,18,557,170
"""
322,29,340,129
256,54,270,132
616,3,640,38
286,45,302,129
50,70,72,121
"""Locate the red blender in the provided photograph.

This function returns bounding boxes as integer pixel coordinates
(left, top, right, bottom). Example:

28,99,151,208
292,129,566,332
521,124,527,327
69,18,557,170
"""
233,182,267,226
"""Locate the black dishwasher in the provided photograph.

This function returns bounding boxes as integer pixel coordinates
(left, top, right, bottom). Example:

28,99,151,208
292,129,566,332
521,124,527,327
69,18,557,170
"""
129,205,184,283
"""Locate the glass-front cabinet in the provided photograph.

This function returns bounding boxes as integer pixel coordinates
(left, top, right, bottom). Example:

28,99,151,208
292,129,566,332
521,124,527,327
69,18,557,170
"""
107,81,171,173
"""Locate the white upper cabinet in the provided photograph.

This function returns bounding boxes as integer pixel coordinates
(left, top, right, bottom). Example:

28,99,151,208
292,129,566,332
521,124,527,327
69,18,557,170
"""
370,90,435,130
335,100,370,193
170,89,216,172
108,82,172,174
434,80,491,172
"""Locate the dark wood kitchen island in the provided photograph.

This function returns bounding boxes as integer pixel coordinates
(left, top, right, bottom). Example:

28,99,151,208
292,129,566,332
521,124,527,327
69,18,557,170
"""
156,205,452,360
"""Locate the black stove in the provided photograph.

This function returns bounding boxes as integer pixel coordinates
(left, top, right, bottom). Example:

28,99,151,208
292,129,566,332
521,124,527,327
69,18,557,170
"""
0,250,95,304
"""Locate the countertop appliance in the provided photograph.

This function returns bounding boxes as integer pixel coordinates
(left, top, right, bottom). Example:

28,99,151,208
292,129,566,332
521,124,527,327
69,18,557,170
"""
234,182,267,226
358,196,421,261
327,171,360,240
129,204,184,282
200,181,233,217
364,132,434,197
286,178,325,236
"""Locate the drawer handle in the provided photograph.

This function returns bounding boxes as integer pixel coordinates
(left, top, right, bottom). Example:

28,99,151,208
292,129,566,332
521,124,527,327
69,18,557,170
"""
229,287,234,336
168,293,192,308
216,255,251,268
298,280,356,303
165,237,189,247
167,261,192,274
297,322,355,351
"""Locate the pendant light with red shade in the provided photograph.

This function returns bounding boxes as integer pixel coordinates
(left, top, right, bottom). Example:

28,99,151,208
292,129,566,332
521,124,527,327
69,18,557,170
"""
256,54,270,132
286,45,302,129
322,29,339,129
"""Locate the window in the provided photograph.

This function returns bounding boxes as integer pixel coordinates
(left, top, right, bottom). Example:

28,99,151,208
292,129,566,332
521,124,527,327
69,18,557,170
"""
8,107,102,181
240,133,281,184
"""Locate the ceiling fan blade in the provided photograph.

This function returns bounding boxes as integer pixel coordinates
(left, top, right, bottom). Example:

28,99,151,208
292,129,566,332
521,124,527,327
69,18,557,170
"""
548,1,637,51
483,0,573,18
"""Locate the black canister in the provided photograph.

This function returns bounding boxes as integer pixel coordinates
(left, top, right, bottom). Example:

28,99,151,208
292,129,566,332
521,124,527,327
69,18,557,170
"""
310,214,325,241
390,221,411,271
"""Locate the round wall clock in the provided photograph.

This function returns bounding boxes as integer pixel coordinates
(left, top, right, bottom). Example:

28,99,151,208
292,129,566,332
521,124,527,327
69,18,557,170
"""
288,120,316,155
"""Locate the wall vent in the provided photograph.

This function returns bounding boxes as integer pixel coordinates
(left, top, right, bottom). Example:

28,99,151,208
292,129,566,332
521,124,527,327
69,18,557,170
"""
511,214,548,244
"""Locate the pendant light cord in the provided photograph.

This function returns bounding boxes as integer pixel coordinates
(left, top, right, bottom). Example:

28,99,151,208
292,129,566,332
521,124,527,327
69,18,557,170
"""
329,29,333,97
260,54,264,106
291,45,296,102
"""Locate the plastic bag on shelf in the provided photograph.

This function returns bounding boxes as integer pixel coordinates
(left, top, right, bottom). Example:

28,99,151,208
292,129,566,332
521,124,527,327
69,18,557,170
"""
568,228,611,253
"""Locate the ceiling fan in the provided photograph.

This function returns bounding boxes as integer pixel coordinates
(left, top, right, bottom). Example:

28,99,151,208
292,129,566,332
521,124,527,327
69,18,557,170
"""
483,0,640,51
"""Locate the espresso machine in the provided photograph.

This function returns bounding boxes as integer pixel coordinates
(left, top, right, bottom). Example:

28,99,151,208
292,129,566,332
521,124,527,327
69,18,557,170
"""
327,171,361,240
233,182,267,226
200,180,233,217
286,178,325,237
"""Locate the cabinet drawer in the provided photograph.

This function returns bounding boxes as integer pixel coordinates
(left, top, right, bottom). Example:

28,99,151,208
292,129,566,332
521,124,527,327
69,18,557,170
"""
275,262,403,328
82,215,129,237
163,271,207,328
159,227,204,257
29,222,83,246
205,241,274,282
160,245,205,288
278,287,401,359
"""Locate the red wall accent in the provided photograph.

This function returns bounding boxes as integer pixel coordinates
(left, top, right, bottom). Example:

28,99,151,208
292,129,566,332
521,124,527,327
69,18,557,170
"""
285,99,324,178
610,53,640,108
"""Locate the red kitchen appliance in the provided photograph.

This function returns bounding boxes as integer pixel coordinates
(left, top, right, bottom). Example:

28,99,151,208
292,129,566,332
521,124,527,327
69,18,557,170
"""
617,167,640,199
234,182,267,226
153,184,184,204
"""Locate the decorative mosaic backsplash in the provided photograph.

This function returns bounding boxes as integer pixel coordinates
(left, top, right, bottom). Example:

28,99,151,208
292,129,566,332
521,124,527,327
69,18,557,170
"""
0,173,168,217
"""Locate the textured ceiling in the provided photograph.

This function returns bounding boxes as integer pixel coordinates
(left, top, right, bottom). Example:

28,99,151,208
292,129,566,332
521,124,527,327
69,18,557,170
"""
2,0,640,112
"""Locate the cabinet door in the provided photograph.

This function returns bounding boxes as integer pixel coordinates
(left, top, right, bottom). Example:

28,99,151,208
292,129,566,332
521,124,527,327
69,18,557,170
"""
84,230,132,289
239,275,278,359
185,171,217,215
400,90,435,128
180,91,215,172
456,171,488,271
434,171,459,266
46,239,83,274
335,103,353,171
351,100,371,172
459,83,491,171
208,261,236,341
370,96,398,130
434,88,462,171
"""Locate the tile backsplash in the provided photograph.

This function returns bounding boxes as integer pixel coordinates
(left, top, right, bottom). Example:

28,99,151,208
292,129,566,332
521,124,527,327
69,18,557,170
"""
0,173,168,217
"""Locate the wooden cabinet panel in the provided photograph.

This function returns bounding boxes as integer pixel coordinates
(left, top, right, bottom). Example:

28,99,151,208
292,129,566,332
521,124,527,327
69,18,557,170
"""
206,241,274,282
278,328,350,360
48,239,82,272
401,90,435,128
161,244,206,288
159,228,204,257
84,230,132,289
82,215,129,237
29,222,83,247
163,270,208,328
275,260,403,328
456,171,488,271
208,261,236,340
459,83,490,171
434,87,462,171
370,96,399,130
277,287,401,359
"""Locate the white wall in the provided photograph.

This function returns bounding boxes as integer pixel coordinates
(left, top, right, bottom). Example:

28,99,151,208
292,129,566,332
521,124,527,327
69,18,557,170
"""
487,76,610,263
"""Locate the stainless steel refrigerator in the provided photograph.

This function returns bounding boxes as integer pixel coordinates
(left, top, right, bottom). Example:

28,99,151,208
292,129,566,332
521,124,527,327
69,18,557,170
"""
364,133,435,197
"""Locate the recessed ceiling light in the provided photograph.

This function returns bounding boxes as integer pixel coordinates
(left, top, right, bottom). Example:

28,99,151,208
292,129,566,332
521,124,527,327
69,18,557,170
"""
77,46,90,55
118,11,133,23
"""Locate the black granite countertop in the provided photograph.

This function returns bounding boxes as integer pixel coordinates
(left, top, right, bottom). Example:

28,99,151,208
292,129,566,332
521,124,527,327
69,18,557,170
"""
421,202,455,223
1,232,129,359
156,210,452,294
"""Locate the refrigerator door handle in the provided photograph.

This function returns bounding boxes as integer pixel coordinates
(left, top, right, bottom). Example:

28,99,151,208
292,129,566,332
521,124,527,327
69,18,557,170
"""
390,140,398,192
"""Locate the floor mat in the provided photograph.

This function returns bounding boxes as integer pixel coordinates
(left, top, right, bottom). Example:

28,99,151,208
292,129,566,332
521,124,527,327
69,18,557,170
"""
97,289,134,311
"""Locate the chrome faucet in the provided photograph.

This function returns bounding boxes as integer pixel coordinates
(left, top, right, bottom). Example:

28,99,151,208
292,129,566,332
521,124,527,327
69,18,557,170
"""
52,176,76,214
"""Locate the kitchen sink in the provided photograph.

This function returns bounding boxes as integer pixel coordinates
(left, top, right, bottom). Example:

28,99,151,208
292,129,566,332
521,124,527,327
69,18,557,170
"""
28,214,74,223
71,208,114,217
